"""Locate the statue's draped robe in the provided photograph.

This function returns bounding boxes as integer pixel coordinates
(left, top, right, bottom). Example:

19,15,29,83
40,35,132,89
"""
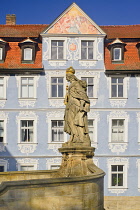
64,80,90,141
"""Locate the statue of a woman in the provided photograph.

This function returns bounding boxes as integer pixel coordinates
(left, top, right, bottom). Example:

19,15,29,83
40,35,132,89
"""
64,67,91,145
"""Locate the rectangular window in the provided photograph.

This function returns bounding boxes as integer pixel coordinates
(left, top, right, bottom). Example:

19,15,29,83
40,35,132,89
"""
20,165,34,171
21,120,34,143
51,41,64,60
113,48,121,61
0,48,2,60
81,77,94,97
88,119,94,142
111,77,124,98
0,77,4,99
111,165,124,187
81,41,94,60
24,48,32,60
51,77,63,97
0,120,4,143
111,119,124,142
21,77,34,98
51,120,64,142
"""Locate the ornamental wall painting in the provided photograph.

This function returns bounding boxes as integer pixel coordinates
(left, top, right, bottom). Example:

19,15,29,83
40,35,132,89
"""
48,7,100,34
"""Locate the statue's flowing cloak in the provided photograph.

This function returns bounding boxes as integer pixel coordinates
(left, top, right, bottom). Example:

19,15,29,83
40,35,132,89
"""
64,80,90,137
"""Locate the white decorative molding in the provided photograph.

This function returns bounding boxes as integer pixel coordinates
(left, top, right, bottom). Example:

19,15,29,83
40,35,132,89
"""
46,110,64,122
88,110,100,122
43,38,49,60
108,143,128,155
18,144,37,155
107,157,129,166
108,188,127,195
19,100,36,108
46,158,61,170
49,99,65,108
0,111,9,151
107,111,129,121
97,38,103,60
0,100,6,108
47,144,62,154
67,38,79,60
16,158,39,170
110,99,127,107
48,60,66,67
79,60,97,68
136,159,140,191
16,111,38,122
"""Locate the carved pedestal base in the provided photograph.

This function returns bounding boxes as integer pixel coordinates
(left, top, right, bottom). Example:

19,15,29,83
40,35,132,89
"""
54,145,105,178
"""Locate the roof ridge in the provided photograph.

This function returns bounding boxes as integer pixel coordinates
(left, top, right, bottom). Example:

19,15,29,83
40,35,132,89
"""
100,24,140,27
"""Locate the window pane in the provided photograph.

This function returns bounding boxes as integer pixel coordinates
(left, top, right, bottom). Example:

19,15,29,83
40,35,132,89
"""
28,78,33,84
118,78,123,83
88,86,93,97
29,130,33,142
81,48,86,59
52,41,57,46
112,85,117,97
114,48,121,60
58,78,63,83
52,129,57,142
52,121,57,127
58,129,63,141
81,41,87,47
88,120,93,126
112,78,117,83
88,42,93,46
112,165,117,171
24,48,32,60
118,85,123,97
112,174,117,186
51,78,57,83
29,86,34,98
118,174,123,186
58,41,63,46
58,85,63,97
0,48,2,60
88,48,93,59
118,165,123,171
88,78,93,84
51,47,57,59
21,78,27,84
21,86,28,97
51,85,57,97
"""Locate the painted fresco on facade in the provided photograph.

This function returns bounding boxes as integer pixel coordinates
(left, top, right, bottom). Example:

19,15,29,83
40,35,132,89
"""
48,6,100,34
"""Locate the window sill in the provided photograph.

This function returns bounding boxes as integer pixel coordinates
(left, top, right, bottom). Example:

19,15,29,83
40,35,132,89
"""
108,187,128,194
109,142,128,154
79,59,97,61
112,60,124,64
18,98,37,100
22,61,34,64
109,98,128,99
48,59,67,62
48,97,64,99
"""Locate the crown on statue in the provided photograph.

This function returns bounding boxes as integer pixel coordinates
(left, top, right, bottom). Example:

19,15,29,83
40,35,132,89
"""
66,66,75,74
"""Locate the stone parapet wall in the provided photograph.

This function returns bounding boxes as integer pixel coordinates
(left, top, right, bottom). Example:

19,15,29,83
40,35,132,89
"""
104,196,140,210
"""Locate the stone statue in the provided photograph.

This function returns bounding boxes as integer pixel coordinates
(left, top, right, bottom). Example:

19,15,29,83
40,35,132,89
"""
64,66,91,146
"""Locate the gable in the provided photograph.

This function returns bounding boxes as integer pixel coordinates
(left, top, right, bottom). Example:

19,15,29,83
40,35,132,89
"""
43,4,105,35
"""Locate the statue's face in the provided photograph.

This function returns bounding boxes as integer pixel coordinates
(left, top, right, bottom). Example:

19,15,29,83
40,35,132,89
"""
66,74,71,82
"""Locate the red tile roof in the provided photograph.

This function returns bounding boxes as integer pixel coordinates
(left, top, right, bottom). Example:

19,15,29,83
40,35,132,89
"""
100,25,140,39
0,24,48,37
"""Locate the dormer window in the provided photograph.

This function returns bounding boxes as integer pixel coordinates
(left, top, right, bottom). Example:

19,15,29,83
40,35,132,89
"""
108,38,126,63
19,38,37,64
0,39,7,63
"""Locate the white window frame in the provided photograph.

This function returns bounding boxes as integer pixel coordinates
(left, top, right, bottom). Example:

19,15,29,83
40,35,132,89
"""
0,159,8,172
110,119,125,143
137,112,140,144
136,159,140,192
17,112,37,144
17,158,38,171
46,158,61,170
0,77,7,100
81,77,94,98
18,76,36,99
23,48,33,61
79,37,97,60
88,119,97,144
49,37,66,60
113,47,122,61
109,75,128,99
107,158,129,194
0,112,8,145
48,118,67,144
0,48,3,60
51,77,64,98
